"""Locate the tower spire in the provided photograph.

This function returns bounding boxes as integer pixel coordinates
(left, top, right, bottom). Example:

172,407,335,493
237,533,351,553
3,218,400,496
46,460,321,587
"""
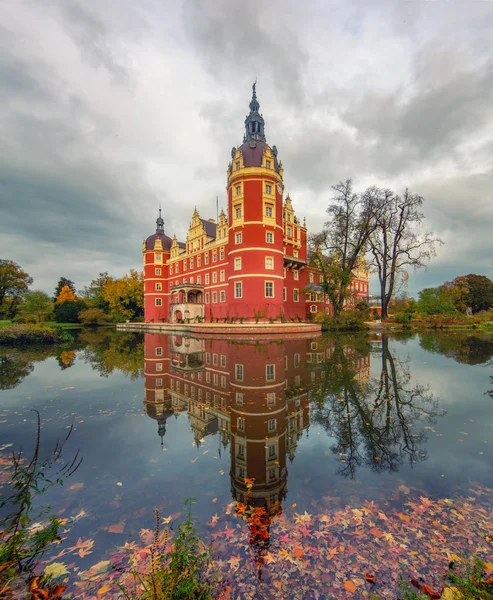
245,81,265,144
156,205,164,232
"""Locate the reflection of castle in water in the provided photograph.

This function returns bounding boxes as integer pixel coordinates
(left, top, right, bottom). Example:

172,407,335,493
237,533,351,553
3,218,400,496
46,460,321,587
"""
143,333,370,570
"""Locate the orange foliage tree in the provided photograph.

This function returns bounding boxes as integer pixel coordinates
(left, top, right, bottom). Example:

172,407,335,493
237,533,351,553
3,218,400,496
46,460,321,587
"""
56,285,77,304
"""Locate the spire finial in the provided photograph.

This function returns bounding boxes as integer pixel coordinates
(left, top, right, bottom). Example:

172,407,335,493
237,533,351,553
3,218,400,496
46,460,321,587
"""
156,205,164,232
245,82,265,143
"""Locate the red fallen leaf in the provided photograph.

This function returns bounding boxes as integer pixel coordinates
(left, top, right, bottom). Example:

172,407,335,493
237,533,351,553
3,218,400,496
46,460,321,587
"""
364,572,377,583
410,577,442,599
483,575,493,585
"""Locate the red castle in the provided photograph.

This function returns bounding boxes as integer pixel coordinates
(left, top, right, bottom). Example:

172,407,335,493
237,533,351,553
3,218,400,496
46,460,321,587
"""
143,85,369,323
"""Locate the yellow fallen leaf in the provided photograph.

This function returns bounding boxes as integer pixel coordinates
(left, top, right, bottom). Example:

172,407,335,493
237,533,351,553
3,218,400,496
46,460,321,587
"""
344,579,357,593
98,584,112,595
441,587,462,599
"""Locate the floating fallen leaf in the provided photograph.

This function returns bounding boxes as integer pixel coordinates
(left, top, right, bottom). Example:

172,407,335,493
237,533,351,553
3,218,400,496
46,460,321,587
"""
108,523,125,534
364,572,376,583
344,579,357,593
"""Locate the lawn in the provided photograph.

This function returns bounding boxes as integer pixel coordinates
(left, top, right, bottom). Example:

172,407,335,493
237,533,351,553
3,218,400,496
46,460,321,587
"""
0,320,84,330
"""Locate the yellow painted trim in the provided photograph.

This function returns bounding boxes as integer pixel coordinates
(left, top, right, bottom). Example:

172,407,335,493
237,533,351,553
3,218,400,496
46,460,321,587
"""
228,247,284,255
229,222,283,231
228,274,284,280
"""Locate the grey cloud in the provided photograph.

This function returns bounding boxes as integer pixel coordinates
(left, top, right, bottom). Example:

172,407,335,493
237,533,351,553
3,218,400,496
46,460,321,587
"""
182,0,307,107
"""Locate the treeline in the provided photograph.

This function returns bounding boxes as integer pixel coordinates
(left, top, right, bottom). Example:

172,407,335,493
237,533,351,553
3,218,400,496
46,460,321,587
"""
0,260,143,325
390,273,493,322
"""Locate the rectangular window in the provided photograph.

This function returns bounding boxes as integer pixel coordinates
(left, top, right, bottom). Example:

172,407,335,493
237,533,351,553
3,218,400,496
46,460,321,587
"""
205,292,210,303
235,232,242,244
311,305,317,313
265,257,274,270
155,298,162,306
267,392,276,406
266,364,275,381
190,258,194,269
155,268,161,276
238,444,245,457
287,226,292,237
156,282,162,291
266,160,271,169
221,355,226,367
235,206,241,219
220,248,225,260
235,161,240,170
221,375,226,387
155,253,162,261
213,251,217,262
206,352,211,364
220,290,225,302
212,292,217,303
213,373,218,385
213,353,218,365
268,445,276,458
156,347,163,356
237,417,245,431
293,250,298,258
269,468,276,481
309,272,314,283
183,260,187,271
235,364,243,380
197,275,201,284
235,282,242,298
220,270,225,281
212,271,217,283
294,353,300,367
235,185,241,196
293,270,299,280
283,287,287,301
266,231,273,243
236,392,244,405
205,253,209,264
268,419,277,432
234,257,241,270
265,205,273,217
266,184,272,194
205,273,210,284
294,289,299,302
197,256,201,267
156,362,163,371
265,281,274,297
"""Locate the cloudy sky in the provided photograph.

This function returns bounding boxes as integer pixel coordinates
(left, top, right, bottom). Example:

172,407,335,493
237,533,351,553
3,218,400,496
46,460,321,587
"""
1,0,492,296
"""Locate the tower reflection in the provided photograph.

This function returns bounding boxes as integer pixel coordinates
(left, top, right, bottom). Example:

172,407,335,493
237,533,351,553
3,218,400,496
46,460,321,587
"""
143,333,370,572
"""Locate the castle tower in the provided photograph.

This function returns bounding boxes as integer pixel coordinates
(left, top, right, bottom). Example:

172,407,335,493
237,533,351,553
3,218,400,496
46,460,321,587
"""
226,84,285,320
143,209,172,322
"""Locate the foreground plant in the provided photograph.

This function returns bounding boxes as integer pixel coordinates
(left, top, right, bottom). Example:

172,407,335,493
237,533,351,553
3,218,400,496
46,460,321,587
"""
119,499,223,600
0,410,82,597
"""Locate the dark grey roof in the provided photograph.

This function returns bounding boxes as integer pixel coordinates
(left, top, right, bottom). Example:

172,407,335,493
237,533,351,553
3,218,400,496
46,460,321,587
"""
201,218,217,239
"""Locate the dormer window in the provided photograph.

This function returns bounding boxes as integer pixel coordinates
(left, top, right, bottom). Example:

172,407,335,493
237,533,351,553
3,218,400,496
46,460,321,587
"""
235,162,240,170
266,160,271,169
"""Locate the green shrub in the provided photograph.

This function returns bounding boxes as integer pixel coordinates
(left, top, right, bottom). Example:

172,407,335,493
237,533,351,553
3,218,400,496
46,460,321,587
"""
120,500,221,600
78,308,109,325
0,325,66,345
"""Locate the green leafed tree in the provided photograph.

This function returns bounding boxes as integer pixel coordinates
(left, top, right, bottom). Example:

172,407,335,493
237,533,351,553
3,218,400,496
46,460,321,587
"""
418,286,457,315
0,260,33,319
102,270,144,321
22,291,54,323
79,272,110,311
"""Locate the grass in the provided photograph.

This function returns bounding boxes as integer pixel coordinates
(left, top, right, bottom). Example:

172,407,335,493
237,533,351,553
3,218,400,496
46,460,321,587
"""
0,320,84,329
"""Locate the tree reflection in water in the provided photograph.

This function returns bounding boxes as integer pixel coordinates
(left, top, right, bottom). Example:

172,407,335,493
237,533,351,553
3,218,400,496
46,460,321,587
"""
310,334,440,479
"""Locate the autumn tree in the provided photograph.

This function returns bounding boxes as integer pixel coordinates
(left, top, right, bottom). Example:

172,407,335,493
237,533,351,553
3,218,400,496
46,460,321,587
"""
310,180,381,318
0,260,33,319
54,286,85,323
368,188,442,321
452,274,493,314
22,291,54,322
56,285,77,303
53,278,76,302
102,270,144,321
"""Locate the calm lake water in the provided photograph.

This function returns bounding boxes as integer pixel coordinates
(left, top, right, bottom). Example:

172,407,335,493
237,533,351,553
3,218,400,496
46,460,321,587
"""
1,329,492,598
